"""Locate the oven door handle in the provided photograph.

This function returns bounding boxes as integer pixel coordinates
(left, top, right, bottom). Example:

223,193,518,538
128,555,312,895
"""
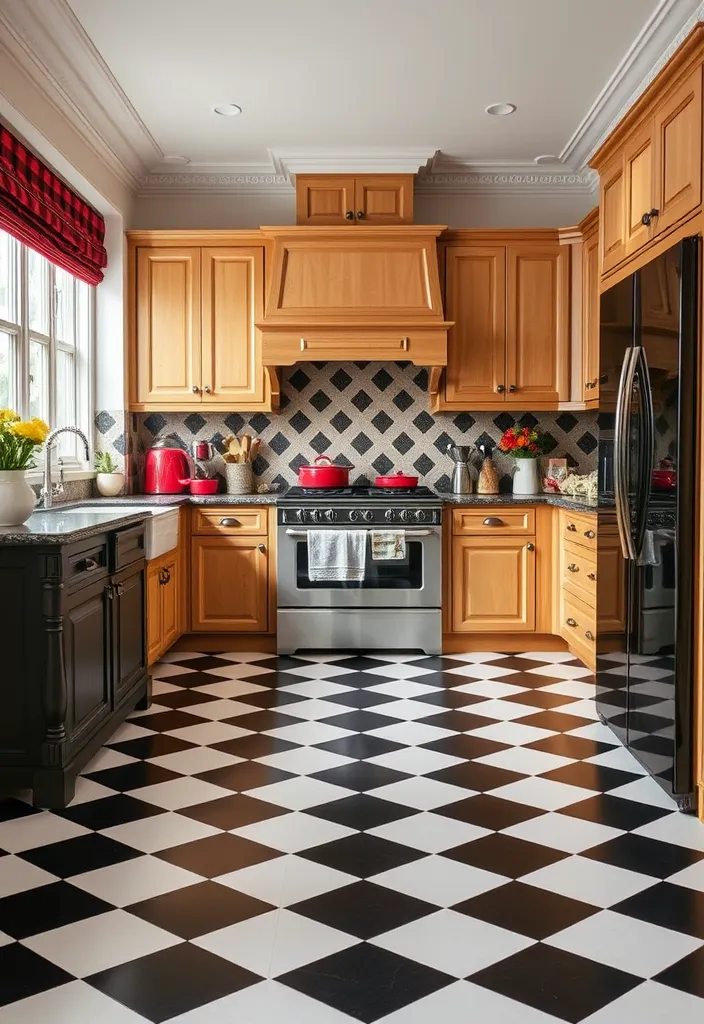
284,528,435,538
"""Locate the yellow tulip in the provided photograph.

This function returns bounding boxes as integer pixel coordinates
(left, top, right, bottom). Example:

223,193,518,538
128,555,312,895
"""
10,420,48,445
0,409,21,424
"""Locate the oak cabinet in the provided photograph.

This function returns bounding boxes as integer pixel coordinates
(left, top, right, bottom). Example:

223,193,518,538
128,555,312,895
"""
451,536,536,633
295,174,414,225
654,64,702,235
147,548,182,665
439,234,568,410
600,153,627,276
624,123,656,259
581,212,600,402
129,237,269,411
191,536,269,632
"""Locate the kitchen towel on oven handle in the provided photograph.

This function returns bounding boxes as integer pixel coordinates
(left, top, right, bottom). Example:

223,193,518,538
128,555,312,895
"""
371,530,406,561
307,529,367,582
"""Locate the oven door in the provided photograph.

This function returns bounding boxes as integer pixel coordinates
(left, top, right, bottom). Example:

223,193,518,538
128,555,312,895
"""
277,526,441,609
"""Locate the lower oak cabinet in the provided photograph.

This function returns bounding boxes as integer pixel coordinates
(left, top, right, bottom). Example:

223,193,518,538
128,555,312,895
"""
451,536,536,632
147,547,182,664
0,521,150,808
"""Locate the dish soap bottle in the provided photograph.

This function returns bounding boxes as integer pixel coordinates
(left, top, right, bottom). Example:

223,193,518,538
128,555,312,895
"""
477,443,500,494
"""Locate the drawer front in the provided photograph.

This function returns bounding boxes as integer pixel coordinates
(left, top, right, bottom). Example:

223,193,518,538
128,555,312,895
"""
562,511,597,552
562,541,597,607
561,591,597,656
453,508,535,536
192,507,268,536
113,523,146,570
66,539,109,593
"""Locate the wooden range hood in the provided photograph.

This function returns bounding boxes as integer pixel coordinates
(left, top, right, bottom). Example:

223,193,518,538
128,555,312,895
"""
258,225,451,407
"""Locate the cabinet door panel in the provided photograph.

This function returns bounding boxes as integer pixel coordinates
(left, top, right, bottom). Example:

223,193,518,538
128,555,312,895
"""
655,65,703,234
201,247,266,406
191,537,268,632
113,565,147,705
355,175,413,224
452,537,535,632
506,245,566,405
295,175,356,225
443,246,506,406
135,248,201,404
161,555,180,650
147,561,162,665
600,155,627,275
64,582,110,743
624,124,655,256
597,536,627,634
582,221,600,401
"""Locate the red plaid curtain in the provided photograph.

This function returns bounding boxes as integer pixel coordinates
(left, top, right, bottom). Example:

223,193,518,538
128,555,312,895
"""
0,122,108,285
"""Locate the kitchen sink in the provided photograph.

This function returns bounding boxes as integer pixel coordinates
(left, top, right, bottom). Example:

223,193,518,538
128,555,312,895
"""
39,505,180,560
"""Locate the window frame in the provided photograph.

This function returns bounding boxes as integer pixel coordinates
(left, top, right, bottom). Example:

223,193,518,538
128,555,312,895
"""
0,231,94,478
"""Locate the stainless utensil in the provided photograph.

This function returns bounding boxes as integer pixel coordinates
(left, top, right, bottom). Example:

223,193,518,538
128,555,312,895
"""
447,443,473,495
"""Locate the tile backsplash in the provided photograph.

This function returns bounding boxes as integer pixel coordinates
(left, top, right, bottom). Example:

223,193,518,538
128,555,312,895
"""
96,363,598,494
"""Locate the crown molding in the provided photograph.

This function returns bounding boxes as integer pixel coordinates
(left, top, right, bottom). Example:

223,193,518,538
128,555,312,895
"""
416,166,599,196
562,0,703,168
137,172,291,197
269,148,438,177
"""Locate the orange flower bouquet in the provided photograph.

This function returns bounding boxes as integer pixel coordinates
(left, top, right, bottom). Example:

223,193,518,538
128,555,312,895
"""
497,425,550,460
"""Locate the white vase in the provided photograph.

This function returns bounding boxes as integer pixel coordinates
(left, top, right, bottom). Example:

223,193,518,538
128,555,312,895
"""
96,472,125,497
0,469,37,526
513,458,540,495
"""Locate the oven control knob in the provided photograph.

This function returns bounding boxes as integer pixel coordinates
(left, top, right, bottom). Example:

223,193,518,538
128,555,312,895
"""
294,509,305,522
324,509,337,522
384,509,396,522
399,508,413,523
414,509,428,523
349,509,361,522
310,509,323,522
362,510,373,522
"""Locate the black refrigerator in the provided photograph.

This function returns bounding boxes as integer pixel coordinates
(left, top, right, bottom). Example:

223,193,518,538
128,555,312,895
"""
597,237,698,811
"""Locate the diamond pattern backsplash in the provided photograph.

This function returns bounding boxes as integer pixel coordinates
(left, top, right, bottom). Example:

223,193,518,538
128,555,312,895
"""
120,363,598,493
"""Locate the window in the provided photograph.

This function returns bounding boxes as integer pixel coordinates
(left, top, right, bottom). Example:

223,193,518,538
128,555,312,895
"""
0,229,93,467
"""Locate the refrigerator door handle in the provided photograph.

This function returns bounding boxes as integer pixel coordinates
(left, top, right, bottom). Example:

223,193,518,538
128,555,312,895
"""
614,347,638,561
633,346,655,559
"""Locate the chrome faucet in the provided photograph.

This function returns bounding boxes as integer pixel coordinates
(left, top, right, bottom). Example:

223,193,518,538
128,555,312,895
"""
39,426,90,509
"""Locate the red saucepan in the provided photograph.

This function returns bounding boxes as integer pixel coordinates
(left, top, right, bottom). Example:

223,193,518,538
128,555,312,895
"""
298,455,351,489
179,478,219,495
375,472,419,489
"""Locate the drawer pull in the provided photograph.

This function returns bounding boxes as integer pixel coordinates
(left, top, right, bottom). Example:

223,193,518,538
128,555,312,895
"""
219,517,241,527
79,557,99,572
567,563,579,573
483,517,505,527
300,338,307,351
584,529,596,539
566,523,577,532
159,567,171,586
585,630,595,642
587,572,597,581
401,337,409,352
257,543,266,553
566,617,577,627
115,583,124,597
526,543,535,551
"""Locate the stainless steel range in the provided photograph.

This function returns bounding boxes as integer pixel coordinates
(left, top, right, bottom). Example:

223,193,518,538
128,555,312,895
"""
277,486,442,655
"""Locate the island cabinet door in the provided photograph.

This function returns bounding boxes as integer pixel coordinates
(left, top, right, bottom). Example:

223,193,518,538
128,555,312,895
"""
451,536,536,632
63,577,111,746
111,562,147,706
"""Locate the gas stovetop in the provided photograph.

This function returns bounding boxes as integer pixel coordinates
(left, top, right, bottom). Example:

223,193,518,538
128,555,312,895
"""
278,485,442,526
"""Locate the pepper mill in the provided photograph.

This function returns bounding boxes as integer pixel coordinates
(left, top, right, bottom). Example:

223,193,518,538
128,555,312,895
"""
477,443,500,494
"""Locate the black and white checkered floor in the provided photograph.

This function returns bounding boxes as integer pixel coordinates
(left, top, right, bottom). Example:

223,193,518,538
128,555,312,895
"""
2,651,704,1023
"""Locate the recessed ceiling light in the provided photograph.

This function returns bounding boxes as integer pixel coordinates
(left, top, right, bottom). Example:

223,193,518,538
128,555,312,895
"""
485,102,516,117
213,103,242,117
534,154,558,165
163,155,191,164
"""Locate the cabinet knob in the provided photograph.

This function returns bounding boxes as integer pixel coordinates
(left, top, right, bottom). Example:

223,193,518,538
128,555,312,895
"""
401,337,409,352
566,617,577,627
587,572,597,581
192,385,200,393
204,386,211,394
584,529,595,539
115,582,125,597
300,338,307,351
508,384,517,393
641,208,659,226
526,542,535,551
345,210,354,220
496,384,506,393
483,517,505,527
567,563,579,573
80,557,99,572
356,210,365,219
585,630,595,642
567,523,577,532
585,380,595,390
257,543,266,552
159,567,171,585
220,517,240,527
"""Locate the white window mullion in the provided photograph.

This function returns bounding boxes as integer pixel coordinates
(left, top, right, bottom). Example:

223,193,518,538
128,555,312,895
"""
19,245,29,420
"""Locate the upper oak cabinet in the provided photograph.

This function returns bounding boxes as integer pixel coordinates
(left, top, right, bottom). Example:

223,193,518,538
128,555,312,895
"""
592,41,703,280
295,174,414,225
128,234,271,412
436,232,568,411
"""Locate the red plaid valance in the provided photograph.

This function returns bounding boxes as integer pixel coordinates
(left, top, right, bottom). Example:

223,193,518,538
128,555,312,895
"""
0,122,107,285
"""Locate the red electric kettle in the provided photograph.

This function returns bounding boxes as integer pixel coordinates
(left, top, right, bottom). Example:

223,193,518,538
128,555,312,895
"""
144,436,193,494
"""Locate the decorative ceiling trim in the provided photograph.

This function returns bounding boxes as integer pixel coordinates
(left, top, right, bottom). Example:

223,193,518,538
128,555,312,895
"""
137,173,291,196
270,149,439,177
415,169,598,197
561,0,703,168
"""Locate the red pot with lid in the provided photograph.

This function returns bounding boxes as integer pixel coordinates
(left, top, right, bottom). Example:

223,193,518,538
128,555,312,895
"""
375,472,419,489
298,455,351,489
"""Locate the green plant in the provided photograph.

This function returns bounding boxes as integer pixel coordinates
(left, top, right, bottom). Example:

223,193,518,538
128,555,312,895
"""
0,409,50,470
94,450,119,474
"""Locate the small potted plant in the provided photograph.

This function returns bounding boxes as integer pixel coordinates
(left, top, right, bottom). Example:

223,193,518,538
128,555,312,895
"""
497,425,551,495
95,450,125,497
0,409,49,525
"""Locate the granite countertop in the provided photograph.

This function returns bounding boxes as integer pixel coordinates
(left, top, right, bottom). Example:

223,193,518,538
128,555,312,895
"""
0,509,151,545
64,494,280,508
441,493,598,512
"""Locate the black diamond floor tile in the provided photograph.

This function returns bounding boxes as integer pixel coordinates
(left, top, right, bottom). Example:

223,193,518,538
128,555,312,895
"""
445,833,568,877
235,688,313,709
421,734,510,760
136,710,203,733
518,710,596,733
420,710,498,732
291,879,437,939
88,941,262,1022
655,946,704,1000
427,761,525,792
541,760,641,792
194,762,295,792
169,655,233,672
315,734,405,759
151,671,232,689
323,689,399,709
580,832,704,878
0,880,113,939
85,761,181,792
613,881,704,939
309,793,418,831
437,794,545,831
108,734,197,759
559,794,673,831
302,832,425,878
127,880,274,938
56,794,164,831
223,709,299,732
20,832,141,877
455,879,599,939
148,688,222,710
526,734,617,760
503,688,580,709
411,689,486,709
181,794,289,830
210,734,299,759
0,798,39,823
323,709,401,732
279,943,453,1023
155,832,282,877
311,761,410,792
469,942,641,1023
0,942,74,1008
